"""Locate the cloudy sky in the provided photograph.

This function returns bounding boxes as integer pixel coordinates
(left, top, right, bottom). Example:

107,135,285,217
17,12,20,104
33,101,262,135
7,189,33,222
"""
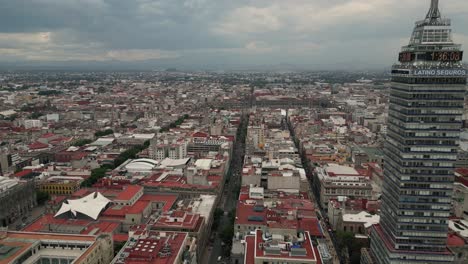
1,0,467,69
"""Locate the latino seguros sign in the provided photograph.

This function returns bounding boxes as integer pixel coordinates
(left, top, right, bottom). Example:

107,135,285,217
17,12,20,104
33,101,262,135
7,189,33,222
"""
413,69,467,76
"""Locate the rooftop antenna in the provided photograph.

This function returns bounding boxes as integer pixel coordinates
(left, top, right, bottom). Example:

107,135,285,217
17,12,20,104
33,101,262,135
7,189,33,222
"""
426,0,441,21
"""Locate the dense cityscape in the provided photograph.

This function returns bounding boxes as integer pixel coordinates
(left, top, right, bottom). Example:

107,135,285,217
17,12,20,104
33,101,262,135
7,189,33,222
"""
0,1,467,264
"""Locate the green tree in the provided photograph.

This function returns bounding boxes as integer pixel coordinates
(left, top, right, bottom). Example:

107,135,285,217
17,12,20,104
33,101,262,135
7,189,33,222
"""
113,144,146,167
38,90,62,96
114,241,126,255
219,225,234,246
29,112,43,119
94,129,114,138
336,231,355,251
72,139,93,147
81,167,110,187
159,114,190,132
36,190,50,205
212,208,224,230
97,87,107,94
6,114,18,121
335,231,367,264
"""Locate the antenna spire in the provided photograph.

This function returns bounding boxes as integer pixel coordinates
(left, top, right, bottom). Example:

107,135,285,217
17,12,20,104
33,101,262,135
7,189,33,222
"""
426,0,441,20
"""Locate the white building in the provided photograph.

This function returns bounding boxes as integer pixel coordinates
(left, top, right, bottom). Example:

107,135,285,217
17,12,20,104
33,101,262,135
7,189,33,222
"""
314,163,373,209
149,140,188,161
338,211,380,235
24,119,42,129
46,113,60,122
0,230,114,264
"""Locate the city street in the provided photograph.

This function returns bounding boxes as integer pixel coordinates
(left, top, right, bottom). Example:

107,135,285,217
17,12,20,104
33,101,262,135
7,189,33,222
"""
205,114,248,264
288,116,342,264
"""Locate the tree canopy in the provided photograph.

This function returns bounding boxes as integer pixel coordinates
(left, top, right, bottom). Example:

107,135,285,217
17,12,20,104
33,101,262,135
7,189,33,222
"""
95,129,114,138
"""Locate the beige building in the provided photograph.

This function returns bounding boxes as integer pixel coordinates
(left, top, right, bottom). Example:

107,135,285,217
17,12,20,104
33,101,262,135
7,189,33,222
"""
314,164,373,208
112,230,196,264
337,211,379,236
267,172,301,190
453,182,468,220
0,230,113,264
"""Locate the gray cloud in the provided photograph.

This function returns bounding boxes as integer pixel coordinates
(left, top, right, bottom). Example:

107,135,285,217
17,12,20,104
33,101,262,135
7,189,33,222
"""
0,0,467,69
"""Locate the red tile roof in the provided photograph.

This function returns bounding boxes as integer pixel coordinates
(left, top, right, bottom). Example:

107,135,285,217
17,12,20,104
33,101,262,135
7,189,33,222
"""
235,202,267,226
84,221,121,234
192,132,209,138
245,236,255,264
455,168,468,177
153,213,203,231
314,246,323,264
113,233,129,243
142,181,215,190
299,218,324,237
49,136,73,145
114,185,142,201
23,214,92,233
171,211,186,218
102,200,150,218
14,169,33,178
447,233,465,247
40,133,56,138
72,188,92,198
28,141,49,150
254,230,318,261
139,194,178,212
119,232,188,264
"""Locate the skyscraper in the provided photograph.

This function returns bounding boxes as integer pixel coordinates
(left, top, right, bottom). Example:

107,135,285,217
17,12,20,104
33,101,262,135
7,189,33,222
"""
367,0,466,263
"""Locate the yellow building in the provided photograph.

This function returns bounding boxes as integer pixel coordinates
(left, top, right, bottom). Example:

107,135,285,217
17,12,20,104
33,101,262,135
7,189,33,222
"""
39,176,83,195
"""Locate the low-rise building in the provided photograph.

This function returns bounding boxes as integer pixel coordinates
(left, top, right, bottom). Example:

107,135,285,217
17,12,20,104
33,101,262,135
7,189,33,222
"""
337,211,380,236
150,210,206,262
327,197,380,231
0,230,114,264
314,163,373,209
112,230,196,264
242,229,325,264
38,176,83,196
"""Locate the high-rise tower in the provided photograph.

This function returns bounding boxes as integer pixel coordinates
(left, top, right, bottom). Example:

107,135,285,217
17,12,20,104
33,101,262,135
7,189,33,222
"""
367,0,466,263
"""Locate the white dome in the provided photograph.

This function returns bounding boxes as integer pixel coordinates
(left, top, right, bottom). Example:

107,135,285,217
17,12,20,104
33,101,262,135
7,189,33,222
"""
124,158,159,172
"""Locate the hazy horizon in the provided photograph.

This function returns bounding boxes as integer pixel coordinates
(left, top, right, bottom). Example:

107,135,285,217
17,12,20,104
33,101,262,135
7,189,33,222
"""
1,0,467,70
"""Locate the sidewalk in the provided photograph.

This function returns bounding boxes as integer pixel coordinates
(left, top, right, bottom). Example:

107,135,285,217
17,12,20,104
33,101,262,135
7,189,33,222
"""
319,215,341,264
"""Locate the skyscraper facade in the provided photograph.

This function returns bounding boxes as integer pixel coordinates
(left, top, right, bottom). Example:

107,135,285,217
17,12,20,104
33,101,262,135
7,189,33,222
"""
368,0,466,263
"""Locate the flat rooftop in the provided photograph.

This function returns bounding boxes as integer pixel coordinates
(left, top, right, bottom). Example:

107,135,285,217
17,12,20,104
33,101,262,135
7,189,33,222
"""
113,232,188,264
0,231,97,264
246,230,321,263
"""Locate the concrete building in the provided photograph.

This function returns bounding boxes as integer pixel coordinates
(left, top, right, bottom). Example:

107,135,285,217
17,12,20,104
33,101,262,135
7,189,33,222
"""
112,230,196,264
337,211,380,236
24,119,43,129
149,140,187,161
327,197,380,231
0,230,114,264
453,182,468,220
314,164,372,209
242,230,324,264
150,210,207,263
0,177,36,227
0,152,12,175
38,176,83,196
369,1,466,263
